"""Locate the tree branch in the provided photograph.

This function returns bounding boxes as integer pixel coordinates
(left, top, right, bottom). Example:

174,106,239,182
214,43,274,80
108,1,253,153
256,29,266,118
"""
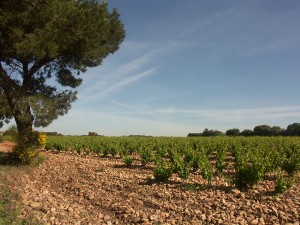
29,58,52,76
0,61,21,89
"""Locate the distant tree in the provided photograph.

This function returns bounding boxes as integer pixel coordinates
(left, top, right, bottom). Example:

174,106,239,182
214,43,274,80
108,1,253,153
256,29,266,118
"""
240,129,253,137
88,132,98,136
202,128,224,137
271,126,284,136
226,128,240,136
253,125,272,136
0,0,125,135
187,133,202,137
45,132,63,136
285,123,300,136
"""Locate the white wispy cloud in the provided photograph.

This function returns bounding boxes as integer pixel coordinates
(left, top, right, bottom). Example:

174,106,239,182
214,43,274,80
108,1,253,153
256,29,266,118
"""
153,105,300,121
85,68,156,100
89,103,300,121
78,39,189,101
43,104,300,136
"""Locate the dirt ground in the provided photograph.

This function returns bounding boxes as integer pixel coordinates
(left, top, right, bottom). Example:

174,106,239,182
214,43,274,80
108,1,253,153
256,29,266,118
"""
0,141,16,152
0,141,299,225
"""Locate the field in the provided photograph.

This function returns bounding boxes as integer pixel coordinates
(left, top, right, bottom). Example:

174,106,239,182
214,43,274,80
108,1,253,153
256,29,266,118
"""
1,136,300,224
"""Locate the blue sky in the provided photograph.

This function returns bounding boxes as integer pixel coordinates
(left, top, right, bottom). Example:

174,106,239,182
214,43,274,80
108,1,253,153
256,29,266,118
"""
3,0,300,136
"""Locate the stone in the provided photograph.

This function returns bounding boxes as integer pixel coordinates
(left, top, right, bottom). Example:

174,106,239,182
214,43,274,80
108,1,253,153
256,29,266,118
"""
68,207,74,212
249,219,259,225
200,214,206,221
103,215,111,221
232,189,241,195
29,202,41,208
88,193,95,200
133,199,144,205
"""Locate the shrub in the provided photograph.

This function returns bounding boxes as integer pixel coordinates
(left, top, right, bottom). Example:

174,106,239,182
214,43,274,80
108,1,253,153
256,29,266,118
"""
122,155,134,167
140,147,153,166
215,148,227,174
281,148,300,175
153,158,173,182
234,164,265,190
171,152,190,179
233,149,266,190
275,172,293,194
38,133,47,149
201,157,213,185
11,131,46,164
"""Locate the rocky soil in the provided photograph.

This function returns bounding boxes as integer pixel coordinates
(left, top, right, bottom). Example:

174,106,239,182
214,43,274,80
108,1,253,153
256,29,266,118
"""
0,141,299,225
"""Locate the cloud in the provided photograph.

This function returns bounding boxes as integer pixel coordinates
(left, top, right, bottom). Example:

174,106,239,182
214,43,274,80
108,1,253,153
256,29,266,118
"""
144,105,300,121
87,103,300,122
78,39,190,101
35,104,300,136
85,68,156,100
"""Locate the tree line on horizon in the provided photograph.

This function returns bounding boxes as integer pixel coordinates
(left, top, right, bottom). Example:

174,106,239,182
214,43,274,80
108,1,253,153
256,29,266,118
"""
188,122,300,137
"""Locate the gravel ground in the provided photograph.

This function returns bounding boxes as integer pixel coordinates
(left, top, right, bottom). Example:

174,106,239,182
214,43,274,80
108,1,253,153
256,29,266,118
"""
1,142,300,225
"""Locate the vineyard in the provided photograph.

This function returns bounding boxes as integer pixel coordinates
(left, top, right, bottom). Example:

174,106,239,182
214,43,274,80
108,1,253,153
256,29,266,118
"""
46,136,300,193
1,135,300,224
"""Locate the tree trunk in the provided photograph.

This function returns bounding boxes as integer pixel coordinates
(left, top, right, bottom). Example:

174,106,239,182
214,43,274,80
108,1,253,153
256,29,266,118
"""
15,113,34,135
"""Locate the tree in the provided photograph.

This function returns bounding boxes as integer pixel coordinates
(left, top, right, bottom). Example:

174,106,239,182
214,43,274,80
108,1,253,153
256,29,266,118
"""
88,132,98,136
202,128,224,137
0,0,125,135
253,125,272,136
187,133,202,137
285,123,300,136
240,129,253,136
226,128,240,136
271,126,284,136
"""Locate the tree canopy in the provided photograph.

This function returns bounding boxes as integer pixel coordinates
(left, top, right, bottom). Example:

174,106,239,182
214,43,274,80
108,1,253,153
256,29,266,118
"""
226,128,240,136
0,0,125,133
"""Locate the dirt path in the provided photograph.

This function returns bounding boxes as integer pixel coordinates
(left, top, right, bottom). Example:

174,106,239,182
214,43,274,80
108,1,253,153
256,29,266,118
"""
0,141,16,152
0,142,299,225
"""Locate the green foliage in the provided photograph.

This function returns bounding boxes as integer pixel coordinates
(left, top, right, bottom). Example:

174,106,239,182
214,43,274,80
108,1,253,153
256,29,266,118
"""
88,132,98,136
281,149,300,175
233,149,266,190
215,147,227,174
200,155,213,185
240,129,253,136
153,157,173,182
122,155,134,167
189,150,202,171
226,128,240,136
202,128,224,137
0,94,13,129
234,164,265,190
253,125,272,136
140,147,153,166
75,144,85,154
275,171,294,195
170,151,190,179
11,131,45,164
285,123,300,136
